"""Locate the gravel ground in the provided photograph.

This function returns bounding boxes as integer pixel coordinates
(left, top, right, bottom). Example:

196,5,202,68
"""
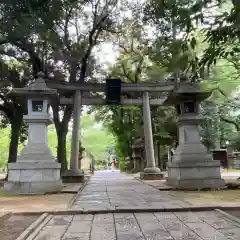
0,214,39,240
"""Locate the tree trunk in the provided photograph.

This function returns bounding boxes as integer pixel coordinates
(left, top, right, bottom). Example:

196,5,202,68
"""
52,100,73,176
57,129,68,174
8,115,23,164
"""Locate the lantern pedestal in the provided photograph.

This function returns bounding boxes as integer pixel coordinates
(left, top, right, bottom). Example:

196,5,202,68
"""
131,141,144,173
141,167,165,180
4,115,62,194
62,169,84,183
132,157,142,173
4,162,62,194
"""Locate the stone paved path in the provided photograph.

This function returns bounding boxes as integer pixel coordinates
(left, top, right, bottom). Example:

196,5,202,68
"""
71,170,191,211
16,171,240,239
31,211,240,239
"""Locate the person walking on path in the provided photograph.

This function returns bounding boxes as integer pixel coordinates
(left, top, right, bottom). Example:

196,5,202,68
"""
111,159,116,170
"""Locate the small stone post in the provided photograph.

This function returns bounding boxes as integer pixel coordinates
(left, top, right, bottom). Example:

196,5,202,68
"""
4,72,62,194
154,140,159,168
142,91,162,180
165,82,225,190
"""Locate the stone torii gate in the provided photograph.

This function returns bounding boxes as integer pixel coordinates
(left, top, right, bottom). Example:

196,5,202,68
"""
46,79,175,182
4,73,224,194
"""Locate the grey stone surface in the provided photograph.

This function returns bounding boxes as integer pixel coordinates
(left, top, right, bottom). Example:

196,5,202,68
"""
27,208,240,240
71,171,188,211
48,215,73,226
93,214,114,223
34,225,68,240
90,223,116,240
62,169,85,183
73,215,93,221
18,171,240,240
167,162,225,190
68,221,92,233
62,232,90,240
4,179,62,195
117,231,145,240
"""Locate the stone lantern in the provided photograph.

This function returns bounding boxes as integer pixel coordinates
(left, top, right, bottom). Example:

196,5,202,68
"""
132,138,144,173
164,82,225,190
4,72,62,194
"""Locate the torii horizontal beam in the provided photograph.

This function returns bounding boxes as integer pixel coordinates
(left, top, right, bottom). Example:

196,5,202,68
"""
46,80,174,92
60,97,167,105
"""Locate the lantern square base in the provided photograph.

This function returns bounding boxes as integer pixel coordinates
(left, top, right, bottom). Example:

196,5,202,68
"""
132,159,144,173
62,169,85,183
4,162,62,194
167,161,225,190
140,172,165,180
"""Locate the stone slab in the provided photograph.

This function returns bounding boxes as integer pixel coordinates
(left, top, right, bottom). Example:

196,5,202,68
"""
4,180,62,194
5,160,62,194
62,169,85,183
141,172,165,180
62,175,85,183
18,209,240,240
8,162,61,169
167,178,225,190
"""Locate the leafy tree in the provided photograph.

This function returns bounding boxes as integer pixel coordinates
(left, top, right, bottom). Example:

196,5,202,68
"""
81,114,115,161
0,0,120,173
0,61,29,164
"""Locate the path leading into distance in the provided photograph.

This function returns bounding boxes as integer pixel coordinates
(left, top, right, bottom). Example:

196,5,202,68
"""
20,171,240,239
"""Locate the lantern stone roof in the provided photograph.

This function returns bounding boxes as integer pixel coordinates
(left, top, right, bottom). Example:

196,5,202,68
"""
164,82,211,105
131,137,144,148
9,72,57,98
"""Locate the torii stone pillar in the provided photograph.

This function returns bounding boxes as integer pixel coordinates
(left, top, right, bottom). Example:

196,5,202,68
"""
141,92,163,180
62,90,84,183
166,82,225,190
4,72,62,194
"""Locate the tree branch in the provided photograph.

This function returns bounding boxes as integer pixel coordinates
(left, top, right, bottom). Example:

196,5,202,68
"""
121,62,133,82
63,7,73,51
134,56,144,83
220,115,240,131
79,2,109,82
11,40,43,76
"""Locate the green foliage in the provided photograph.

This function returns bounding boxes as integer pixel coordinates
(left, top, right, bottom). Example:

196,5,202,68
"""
0,125,71,168
119,157,126,172
200,1,239,68
81,114,116,160
0,128,10,168
1,0,240,169
48,124,71,161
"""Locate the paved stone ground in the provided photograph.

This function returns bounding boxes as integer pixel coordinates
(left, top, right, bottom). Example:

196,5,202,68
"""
9,171,240,239
71,171,191,211
30,211,240,239
0,214,39,240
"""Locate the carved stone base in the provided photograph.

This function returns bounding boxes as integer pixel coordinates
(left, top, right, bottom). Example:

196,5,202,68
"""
167,161,225,190
132,158,144,173
62,169,85,183
141,172,165,180
4,162,62,194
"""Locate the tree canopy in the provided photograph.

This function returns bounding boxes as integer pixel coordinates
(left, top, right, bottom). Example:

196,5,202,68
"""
0,0,240,172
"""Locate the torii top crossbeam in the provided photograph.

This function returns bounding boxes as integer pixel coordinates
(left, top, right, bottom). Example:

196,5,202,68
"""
45,80,175,93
